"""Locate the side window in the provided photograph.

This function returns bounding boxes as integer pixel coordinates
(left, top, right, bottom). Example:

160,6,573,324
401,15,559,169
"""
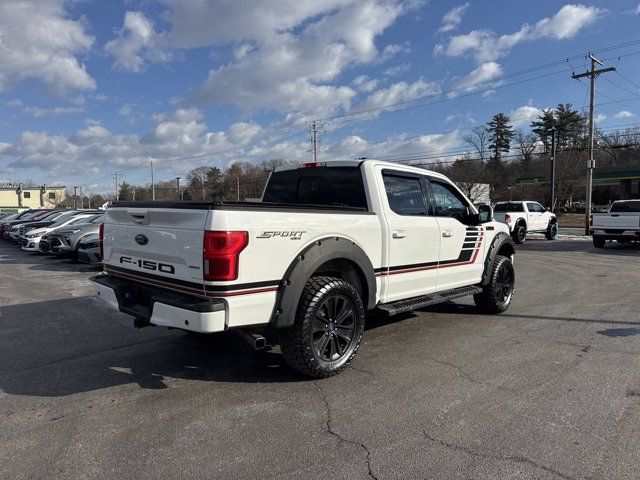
430,181,470,221
527,202,542,213
382,174,428,216
23,192,31,198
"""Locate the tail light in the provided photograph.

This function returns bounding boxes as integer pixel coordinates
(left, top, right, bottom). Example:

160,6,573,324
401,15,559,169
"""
203,231,248,281
98,223,104,260
504,214,511,223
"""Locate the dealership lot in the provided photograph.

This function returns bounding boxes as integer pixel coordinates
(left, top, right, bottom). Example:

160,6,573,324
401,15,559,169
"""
1,240,640,479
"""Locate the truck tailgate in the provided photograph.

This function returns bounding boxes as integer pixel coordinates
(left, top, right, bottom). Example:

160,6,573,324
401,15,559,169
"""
592,214,640,230
103,207,208,290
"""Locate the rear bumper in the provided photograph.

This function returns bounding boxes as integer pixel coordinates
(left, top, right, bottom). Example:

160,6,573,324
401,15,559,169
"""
592,229,640,240
92,274,227,333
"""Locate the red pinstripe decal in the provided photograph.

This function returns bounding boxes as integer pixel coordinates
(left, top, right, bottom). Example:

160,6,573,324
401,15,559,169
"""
376,229,484,276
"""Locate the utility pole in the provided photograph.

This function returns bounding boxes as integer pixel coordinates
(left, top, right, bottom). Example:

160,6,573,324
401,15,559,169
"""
150,160,156,201
132,187,136,202
175,177,181,200
113,173,119,201
236,177,240,202
73,186,78,209
311,120,318,163
572,53,615,234
79,186,84,209
550,128,556,212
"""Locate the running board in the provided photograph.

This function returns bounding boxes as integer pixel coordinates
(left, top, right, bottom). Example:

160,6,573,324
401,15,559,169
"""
378,285,483,316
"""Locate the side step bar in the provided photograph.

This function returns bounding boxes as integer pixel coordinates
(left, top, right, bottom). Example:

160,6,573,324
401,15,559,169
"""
378,285,483,316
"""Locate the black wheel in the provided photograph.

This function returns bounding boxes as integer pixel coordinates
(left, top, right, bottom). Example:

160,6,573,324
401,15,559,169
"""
279,276,365,378
512,225,526,244
545,222,558,240
593,236,606,248
474,255,515,314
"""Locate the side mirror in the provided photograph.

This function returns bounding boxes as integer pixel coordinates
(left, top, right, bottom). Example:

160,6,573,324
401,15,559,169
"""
477,204,493,223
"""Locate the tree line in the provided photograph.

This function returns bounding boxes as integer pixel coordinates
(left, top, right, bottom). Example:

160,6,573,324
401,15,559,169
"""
100,103,638,207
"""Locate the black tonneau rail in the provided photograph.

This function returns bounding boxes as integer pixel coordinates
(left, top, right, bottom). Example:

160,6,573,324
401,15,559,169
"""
110,200,373,214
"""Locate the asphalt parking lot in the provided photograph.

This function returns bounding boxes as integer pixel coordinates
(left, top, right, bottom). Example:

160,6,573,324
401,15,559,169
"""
1,238,640,480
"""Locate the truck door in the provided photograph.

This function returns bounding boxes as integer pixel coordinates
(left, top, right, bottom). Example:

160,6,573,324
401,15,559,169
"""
378,169,440,302
427,178,485,291
526,202,544,230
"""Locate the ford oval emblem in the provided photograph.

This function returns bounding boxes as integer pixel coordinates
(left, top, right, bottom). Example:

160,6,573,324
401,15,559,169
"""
135,234,149,246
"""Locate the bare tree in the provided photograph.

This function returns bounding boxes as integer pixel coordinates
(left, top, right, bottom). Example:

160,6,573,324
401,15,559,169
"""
463,126,489,162
513,130,538,170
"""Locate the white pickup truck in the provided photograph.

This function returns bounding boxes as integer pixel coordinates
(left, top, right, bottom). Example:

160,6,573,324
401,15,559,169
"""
93,160,516,377
591,200,640,248
493,201,558,244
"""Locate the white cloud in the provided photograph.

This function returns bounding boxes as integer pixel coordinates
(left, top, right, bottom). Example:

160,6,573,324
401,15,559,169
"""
186,1,411,114
438,3,470,33
104,1,417,115
359,79,440,112
105,11,171,72
69,125,112,146
614,110,634,119
509,105,543,128
352,75,380,92
636,3,640,14
435,4,602,63
0,0,95,94
453,62,503,92
595,113,607,123
383,63,411,77
22,106,83,118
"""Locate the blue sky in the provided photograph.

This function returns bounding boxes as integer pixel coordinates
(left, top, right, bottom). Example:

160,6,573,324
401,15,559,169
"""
1,0,640,194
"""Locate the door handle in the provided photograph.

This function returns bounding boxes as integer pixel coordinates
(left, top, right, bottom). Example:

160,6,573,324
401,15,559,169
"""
392,230,407,239
442,230,453,238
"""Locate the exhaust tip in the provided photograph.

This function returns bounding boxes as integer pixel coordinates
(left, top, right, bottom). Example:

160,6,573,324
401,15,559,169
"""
241,332,267,350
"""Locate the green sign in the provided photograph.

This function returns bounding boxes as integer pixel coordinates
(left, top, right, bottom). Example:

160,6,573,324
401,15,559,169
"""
516,177,547,185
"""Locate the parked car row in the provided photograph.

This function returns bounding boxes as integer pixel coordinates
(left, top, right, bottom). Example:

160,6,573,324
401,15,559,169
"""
0,209,103,265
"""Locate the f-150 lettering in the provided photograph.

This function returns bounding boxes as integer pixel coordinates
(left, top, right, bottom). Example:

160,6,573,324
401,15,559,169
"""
119,256,175,274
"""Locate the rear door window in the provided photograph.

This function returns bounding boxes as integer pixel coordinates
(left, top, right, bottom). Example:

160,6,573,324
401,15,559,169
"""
382,173,428,216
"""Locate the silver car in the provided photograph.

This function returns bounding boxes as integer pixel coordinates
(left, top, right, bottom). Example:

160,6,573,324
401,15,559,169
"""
48,214,104,257
76,232,101,265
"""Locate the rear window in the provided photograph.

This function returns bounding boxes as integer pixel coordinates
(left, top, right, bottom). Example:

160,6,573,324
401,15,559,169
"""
611,201,640,213
494,202,524,212
262,166,368,210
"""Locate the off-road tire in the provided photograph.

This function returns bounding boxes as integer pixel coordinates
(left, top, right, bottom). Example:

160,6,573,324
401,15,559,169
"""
512,225,526,244
545,222,558,240
279,276,365,378
593,236,606,248
474,255,515,314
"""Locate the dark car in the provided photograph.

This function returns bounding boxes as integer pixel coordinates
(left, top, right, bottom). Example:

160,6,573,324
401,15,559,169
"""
76,233,102,265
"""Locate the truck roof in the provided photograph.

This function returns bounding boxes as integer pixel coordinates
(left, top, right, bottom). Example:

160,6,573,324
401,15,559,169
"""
274,159,448,181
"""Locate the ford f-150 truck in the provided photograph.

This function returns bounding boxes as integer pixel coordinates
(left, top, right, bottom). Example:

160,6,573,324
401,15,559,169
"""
93,160,516,377
591,200,640,248
493,201,557,244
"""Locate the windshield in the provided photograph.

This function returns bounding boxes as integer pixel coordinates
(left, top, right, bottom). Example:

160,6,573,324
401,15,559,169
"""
611,201,640,213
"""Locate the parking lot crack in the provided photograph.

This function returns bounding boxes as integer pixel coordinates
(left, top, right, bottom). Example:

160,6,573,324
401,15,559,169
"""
423,356,515,394
313,382,378,480
422,431,575,480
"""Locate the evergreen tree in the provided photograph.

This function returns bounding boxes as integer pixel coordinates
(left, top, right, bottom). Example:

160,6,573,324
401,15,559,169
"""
487,113,515,161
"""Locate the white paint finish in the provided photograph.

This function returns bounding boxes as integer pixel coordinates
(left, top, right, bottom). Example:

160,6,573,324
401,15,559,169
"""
150,302,226,333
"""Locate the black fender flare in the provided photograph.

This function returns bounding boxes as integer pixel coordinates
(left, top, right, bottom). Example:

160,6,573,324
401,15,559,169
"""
270,236,377,329
481,232,515,287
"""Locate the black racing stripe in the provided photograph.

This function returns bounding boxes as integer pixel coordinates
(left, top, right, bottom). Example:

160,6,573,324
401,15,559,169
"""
388,260,438,272
204,279,281,292
374,267,386,273
106,264,281,294
106,264,203,289
462,242,477,248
